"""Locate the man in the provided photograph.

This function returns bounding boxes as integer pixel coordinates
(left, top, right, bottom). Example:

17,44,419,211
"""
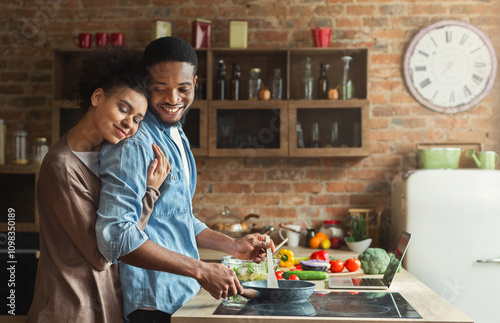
96,37,273,322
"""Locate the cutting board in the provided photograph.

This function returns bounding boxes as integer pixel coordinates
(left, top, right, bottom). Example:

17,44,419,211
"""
279,266,364,278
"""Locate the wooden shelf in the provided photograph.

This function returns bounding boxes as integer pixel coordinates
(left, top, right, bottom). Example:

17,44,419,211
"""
289,99,370,157
52,48,370,158
208,100,288,157
0,164,40,232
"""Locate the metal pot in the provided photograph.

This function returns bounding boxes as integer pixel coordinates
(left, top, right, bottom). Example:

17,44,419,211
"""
207,207,273,237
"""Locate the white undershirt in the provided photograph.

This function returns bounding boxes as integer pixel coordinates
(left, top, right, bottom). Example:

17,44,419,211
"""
72,151,99,176
170,127,190,184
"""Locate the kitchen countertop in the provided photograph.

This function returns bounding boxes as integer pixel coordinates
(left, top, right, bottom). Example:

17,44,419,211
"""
170,246,473,323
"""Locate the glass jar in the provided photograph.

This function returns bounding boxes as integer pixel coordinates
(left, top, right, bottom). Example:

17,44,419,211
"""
248,68,262,100
302,57,314,100
221,256,279,307
319,220,344,239
270,68,282,99
12,125,28,165
34,137,49,164
340,56,354,100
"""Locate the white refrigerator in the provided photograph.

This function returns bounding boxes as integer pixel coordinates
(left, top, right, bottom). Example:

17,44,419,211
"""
391,169,500,323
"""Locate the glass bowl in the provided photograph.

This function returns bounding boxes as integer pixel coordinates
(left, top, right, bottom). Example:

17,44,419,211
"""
221,256,280,307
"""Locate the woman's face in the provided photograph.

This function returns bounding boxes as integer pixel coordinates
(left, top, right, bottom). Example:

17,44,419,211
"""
92,87,148,145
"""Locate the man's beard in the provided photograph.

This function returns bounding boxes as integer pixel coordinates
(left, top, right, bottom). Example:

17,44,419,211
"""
149,103,192,128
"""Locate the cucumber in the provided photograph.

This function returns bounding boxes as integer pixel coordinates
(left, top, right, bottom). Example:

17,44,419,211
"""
283,270,329,280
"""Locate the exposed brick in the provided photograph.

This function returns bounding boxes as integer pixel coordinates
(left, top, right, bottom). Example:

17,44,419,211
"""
1,72,29,82
336,18,362,28
241,194,280,206
213,183,252,194
0,85,24,94
311,194,349,205
1,0,499,228
294,182,322,194
280,194,307,206
305,170,344,181
326,182,365,193
346,5,376,15
254,182,291,193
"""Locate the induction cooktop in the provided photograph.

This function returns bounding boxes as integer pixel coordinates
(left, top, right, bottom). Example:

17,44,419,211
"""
213,291,422,319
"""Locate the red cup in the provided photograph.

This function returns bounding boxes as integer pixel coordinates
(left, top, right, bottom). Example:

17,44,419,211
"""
95,33,108,48
110,33,124,47
312,27,332,48
73,33,92,49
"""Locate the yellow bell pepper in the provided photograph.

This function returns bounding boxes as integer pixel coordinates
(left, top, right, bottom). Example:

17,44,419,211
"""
277,249,295,267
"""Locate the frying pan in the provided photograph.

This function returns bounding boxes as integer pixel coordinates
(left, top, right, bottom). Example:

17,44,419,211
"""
241,280,316,303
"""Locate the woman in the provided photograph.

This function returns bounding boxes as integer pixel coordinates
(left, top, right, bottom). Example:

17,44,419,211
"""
26,49,169,322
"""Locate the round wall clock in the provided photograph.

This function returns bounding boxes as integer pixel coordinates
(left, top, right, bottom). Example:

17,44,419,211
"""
403,20,497,114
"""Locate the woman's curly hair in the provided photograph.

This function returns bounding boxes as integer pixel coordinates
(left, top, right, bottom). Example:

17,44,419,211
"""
70,48,149,112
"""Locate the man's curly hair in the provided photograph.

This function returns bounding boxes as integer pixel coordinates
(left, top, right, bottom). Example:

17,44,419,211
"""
143,36,198,75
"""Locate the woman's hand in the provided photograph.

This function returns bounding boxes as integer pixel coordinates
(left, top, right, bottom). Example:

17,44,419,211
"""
147,143,170,189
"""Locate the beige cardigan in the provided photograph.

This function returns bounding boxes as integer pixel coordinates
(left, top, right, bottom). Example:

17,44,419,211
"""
26,135,159,323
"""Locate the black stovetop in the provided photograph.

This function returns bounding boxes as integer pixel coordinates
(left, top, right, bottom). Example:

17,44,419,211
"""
213,291,422,319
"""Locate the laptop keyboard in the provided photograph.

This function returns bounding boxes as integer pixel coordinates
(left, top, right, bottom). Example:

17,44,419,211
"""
352,278,386,286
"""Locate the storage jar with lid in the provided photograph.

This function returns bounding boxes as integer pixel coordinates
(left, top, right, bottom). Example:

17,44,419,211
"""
319,220,344,239
12,124,28,165
34,137,49,164
248,68,262,100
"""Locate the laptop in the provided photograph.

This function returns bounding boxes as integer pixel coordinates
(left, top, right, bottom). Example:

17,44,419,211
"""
328,231,412,290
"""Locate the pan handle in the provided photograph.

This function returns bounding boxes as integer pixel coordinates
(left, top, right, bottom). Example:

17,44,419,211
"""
240,288,261,300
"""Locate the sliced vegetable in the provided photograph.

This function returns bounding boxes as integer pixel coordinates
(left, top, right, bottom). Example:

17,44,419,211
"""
310,250,330,261
300,259,330,271
283,270,329,280
278,249,295,267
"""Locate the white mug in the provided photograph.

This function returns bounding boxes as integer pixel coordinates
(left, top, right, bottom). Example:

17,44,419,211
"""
278,225,301,247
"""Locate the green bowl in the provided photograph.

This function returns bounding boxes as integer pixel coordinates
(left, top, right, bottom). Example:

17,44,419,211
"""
417,148,462,169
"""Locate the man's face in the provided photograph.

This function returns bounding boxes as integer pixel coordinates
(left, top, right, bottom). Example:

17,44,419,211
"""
148,61,197,126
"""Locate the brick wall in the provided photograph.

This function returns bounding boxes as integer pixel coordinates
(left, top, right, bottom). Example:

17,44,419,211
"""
1,0,499,231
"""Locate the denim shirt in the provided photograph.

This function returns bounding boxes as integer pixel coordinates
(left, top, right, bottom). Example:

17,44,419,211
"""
96,111,208,317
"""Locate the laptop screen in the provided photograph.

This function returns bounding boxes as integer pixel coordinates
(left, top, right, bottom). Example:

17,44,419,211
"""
382,231,412,286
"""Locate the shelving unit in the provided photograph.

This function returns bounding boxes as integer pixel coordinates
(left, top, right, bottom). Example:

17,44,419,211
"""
51,47,370,158
0,165,40,232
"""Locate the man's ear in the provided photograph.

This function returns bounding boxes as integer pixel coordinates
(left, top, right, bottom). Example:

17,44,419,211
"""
193,75,198,87
91,88,105,107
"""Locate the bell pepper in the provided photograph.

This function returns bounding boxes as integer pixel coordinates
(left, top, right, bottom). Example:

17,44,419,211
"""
310,250,330,261
278,249,295,267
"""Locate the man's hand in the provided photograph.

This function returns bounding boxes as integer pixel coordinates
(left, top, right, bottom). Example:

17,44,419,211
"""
233,233,275,263
196,262,243,299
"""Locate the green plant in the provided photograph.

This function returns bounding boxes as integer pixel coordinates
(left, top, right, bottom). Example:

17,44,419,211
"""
346,216,368,242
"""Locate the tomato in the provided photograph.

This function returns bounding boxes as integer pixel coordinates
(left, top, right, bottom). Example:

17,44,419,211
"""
288,274,300,280
345,258,361,272
295,264,302,270
275,271,283,280
310,250,330,261
329,259,345,273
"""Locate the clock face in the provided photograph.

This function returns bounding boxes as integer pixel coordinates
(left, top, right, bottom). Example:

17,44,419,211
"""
404,20,497,114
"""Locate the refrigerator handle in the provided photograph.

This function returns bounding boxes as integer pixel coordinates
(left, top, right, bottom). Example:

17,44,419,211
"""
476,257,500,263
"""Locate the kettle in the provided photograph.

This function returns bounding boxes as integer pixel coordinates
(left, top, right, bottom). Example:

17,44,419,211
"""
466,149,499,170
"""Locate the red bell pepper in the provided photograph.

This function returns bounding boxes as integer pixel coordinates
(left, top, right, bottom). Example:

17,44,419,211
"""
310,250,330,261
